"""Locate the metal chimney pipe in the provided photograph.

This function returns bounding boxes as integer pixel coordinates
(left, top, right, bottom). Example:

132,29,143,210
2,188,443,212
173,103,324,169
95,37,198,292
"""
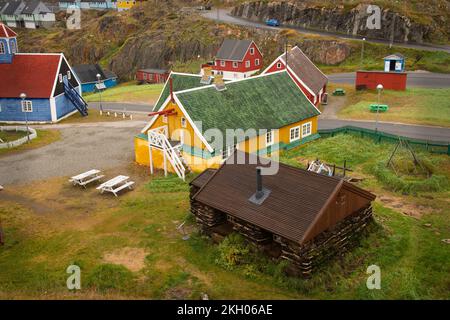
256,167,263,199
169,78,174,102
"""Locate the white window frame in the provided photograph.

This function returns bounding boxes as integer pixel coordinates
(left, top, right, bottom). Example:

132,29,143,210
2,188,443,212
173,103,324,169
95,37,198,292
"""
302,122,312,138
162,115,168,123
10,41,16,54
59,74,63,83
245,60,250,68
266,130,274,147
255,58,260,66
21,100,33,112
221,145,236,162
67,71,71,80
289,126,300,142
181,117,187,128
0,42,5,54
232,61,238,69
277,62,282,69
250,47,255,55
143,73,147,80
220,60,225,67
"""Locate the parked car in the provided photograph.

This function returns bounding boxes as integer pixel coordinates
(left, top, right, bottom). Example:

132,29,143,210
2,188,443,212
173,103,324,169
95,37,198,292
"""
266,18,280,27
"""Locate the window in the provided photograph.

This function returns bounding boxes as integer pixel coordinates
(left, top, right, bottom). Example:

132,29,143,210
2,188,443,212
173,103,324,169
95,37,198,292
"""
245,60,250,68
250,47,255,55
162,115,168,123
255,59,260,66
21,100,33,112
302,122,312,137
221,145,236,161
181,117,187,128
67,71,71,80
266,130,274,146
10,41,16,54
232,62,238,68
290,126,300,142
143,73,147,80
277,62,282,69
0,42,5,54
220,60,225,67
59,74,63,83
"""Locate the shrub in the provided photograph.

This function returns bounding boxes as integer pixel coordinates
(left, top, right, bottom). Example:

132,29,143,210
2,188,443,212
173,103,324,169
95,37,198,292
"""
215,233,250,270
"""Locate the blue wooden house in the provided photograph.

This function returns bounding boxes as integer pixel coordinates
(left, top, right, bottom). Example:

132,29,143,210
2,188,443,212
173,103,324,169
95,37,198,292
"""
384,53,405,72
0,23,88,123
72,64,118,93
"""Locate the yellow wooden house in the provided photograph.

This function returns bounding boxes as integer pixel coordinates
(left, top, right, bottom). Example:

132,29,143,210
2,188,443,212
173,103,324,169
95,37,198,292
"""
134,70,321,180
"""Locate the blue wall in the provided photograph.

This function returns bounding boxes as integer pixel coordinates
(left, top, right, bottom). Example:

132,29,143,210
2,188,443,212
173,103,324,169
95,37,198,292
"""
0,38,13,64
81,78,118,93
55,92,77,119
0,98,52,122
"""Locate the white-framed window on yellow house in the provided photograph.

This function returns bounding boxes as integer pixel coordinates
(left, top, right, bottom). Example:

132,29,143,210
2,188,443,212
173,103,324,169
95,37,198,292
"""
162,115,168,123
302,122,312,137
181,117,187,128
290,126,300,142
266,130,274,147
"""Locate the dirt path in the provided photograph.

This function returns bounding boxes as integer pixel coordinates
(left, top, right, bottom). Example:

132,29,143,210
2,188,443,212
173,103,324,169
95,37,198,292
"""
319,95,347,119
0,122,144,186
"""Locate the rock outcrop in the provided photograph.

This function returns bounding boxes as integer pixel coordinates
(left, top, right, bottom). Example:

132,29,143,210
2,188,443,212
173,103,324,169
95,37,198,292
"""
232,1,448,44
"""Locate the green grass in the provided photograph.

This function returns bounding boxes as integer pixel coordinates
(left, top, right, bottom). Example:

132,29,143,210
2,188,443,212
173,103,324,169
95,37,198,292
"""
335,87,450,127
0,136,448,299
0,130,27,143
84,82,164,104
0,129,61,157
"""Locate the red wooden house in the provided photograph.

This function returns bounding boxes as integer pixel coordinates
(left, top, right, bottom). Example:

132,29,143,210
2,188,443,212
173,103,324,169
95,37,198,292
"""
136,68,169,84
263,46,328,106
211,39,263,80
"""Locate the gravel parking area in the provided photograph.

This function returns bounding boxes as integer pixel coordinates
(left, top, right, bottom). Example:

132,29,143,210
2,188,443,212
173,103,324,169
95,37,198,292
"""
0,121,145,186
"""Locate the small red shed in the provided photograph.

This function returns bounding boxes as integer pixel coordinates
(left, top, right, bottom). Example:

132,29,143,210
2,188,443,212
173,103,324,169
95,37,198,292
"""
356,71,407,91
136,68,169,84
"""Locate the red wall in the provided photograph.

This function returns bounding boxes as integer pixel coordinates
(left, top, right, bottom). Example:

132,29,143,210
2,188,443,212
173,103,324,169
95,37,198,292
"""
212,43,263,73
136,71,169,83
265,58,318,106
356,71,407,91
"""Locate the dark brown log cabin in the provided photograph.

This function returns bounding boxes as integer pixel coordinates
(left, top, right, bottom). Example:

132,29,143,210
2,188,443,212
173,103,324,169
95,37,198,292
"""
189,152,376,276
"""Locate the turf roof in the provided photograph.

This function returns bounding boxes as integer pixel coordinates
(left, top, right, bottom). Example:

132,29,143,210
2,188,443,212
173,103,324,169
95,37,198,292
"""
152,73,208,111
175,71,320,148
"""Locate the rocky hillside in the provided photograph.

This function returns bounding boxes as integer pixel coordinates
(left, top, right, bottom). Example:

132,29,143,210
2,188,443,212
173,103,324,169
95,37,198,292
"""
232,1,450,44
17,2,353,80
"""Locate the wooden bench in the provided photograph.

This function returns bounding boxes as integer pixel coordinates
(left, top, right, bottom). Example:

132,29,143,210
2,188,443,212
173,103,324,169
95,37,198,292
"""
333,88,346,96
96,175,135,197
69,169,104,188
370,104,389,112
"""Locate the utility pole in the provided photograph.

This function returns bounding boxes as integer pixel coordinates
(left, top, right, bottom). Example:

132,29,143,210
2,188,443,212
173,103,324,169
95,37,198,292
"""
96,73,103,114
20,92,30,143
376,84,384,132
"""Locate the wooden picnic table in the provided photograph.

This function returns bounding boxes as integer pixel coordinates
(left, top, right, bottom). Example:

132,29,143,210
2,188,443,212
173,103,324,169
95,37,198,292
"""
69,169,104,188
96,175,135,197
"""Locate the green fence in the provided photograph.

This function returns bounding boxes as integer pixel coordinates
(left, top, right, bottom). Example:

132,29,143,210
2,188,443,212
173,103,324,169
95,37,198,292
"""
318,126,450,156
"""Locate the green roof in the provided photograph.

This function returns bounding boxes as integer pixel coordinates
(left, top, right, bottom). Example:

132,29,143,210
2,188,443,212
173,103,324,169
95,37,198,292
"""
152,73,209,111
176,71,320,149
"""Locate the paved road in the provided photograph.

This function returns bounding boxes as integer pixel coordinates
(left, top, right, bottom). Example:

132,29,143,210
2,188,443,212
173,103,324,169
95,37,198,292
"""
87,103,450,143
0,121,145,186
89,102,153,114
328,72,450,88
202,9,450,53
319,119,450,142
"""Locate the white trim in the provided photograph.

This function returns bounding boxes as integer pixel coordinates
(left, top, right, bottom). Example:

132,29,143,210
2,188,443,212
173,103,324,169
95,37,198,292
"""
289,125,300,142
285,64,315,97
265,130,274,147
49,97,57,122
262,53,284,74
285,71,322,115
55,109,78,123
302,121,312,138
50,54,63,98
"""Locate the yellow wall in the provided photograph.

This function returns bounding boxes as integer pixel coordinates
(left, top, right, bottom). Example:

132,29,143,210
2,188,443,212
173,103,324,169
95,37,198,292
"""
117,0,136,10
135,97,319,173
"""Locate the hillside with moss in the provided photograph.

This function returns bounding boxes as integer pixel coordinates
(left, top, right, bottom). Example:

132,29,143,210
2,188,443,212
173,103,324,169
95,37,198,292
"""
16,1,450,80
